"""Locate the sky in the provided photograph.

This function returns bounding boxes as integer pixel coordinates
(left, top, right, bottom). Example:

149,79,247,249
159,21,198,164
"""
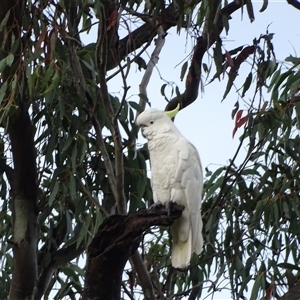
80,1,300,299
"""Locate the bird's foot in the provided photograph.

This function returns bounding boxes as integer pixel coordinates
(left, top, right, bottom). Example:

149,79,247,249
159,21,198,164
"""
166,201,173,218
149,201,164,211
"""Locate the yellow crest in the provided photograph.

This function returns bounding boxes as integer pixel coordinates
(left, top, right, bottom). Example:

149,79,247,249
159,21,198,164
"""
164,103,180,119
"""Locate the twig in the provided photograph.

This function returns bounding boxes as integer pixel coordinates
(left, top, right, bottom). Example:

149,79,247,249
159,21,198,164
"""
153,262,165,299
121,282,135,300
164,267,175,298
171,280,212,299
114,60,131,119
130,251,156,300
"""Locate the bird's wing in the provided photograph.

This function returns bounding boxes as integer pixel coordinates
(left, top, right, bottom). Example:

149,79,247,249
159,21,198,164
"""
173,138,203,251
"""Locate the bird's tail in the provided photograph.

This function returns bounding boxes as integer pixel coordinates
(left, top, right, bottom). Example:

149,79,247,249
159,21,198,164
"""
171,226,192,269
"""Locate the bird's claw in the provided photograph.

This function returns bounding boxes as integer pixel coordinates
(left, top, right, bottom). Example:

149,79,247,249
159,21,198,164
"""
166,201,173,217
149,201,164,210
149,201,174,217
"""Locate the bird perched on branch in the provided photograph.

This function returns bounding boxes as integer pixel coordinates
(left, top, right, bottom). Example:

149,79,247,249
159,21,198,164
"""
136,104,203,268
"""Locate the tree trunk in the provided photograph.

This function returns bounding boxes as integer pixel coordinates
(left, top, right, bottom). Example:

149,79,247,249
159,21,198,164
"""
0,0,38,299
8,106,38,300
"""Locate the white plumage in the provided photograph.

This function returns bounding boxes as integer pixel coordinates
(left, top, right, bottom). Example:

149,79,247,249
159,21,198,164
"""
136,107,203,268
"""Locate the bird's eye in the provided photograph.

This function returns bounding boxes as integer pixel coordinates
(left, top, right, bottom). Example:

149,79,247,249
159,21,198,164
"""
150,120,154,124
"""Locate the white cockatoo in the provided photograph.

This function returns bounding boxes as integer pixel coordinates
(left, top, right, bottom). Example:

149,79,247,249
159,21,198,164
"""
136,104,203,268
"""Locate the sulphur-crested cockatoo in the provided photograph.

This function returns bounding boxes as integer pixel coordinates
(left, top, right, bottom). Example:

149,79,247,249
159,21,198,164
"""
136,105,203,268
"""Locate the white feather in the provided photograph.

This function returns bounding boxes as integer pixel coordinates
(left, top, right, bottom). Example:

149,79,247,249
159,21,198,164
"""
136,108,203,268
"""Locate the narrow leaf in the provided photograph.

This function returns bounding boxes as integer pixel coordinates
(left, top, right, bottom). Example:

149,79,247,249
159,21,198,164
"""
260,0,268,12
49,181,59,206
180,61,188,81
242,72,252,97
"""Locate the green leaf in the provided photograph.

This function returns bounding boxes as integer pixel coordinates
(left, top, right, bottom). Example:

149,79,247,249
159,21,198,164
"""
180,61,188,81
246,0,255,22
259,0,268,12
242,72,252,97
231,101,239,120
278,262,300,271
0,10,10,31
128,101,143,113
0,81,8,105
49,181,59,206
0,57,7,73
295,103,300,130
43,70,60,95
5,54,14,67
69,175,76,199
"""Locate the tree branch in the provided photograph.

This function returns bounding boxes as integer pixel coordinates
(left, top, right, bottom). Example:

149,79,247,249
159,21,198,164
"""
107,3,179,71
82,203,184,300
165,1,246,112
130,251,156,300
138,25,166,112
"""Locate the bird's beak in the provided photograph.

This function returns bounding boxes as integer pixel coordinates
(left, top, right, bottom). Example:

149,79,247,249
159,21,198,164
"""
140,125,146,138
165,103,180,119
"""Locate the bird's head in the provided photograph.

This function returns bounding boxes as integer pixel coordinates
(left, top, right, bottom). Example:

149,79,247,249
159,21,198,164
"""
136,104,180,140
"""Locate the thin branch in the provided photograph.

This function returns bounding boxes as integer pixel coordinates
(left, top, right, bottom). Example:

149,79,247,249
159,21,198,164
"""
114,60,131,119
138,25,166,113
130,251,156,300
171,280,212,299
164,267,176,297
153,262,165,299
121,282,135,300
95,5,127,215
187,281,203,300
